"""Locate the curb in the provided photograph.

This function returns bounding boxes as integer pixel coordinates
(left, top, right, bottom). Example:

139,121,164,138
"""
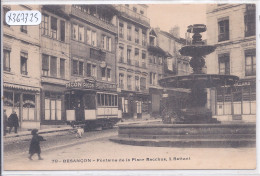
4,127,73,139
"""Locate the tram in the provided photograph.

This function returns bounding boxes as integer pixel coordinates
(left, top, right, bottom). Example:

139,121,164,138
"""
65,80,121,130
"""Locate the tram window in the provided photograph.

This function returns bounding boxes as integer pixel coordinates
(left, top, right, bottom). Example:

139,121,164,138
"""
105,94,108,106
115,95,118,106
107,95,111,106
97,93,101,106
112,95,115,106
101,94,105,106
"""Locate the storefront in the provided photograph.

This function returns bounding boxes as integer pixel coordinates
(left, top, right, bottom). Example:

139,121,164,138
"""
119,90,150,119
3,83,40,130
40,83,67,127
209,79,256,122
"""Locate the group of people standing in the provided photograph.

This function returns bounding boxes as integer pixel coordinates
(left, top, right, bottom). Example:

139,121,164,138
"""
3,109,19,136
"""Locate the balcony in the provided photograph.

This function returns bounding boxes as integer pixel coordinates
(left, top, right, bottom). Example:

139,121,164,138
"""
116,5,150,27
90,48,106,61
71,6,117,34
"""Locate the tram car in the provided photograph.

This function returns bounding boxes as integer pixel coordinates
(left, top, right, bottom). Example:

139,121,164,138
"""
65,87,122,130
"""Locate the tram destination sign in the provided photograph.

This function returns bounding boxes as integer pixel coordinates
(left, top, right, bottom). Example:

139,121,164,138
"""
65,81,117,91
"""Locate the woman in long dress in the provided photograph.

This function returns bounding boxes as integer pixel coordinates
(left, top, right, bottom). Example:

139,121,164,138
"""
29,129,46,160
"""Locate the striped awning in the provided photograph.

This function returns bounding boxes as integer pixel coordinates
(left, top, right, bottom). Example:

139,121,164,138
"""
3,82,40,92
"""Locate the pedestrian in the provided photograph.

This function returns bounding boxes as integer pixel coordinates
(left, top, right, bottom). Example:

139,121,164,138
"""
3,109,8,136
8,109,19,134
28,129,46,160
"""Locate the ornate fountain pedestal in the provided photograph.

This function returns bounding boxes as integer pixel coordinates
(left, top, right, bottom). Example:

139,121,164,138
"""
110,24,255,148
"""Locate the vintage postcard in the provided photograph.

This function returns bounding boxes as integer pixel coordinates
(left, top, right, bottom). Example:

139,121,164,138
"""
1,1,257,174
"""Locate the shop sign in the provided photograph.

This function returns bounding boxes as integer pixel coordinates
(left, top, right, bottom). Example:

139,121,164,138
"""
66,81,117,91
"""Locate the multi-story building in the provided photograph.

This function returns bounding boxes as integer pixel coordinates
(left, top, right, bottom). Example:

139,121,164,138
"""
147,27,190,115
65,5,119,123
206,4,256,122
39,5,71,127
115,4,150,118
3,5,41,130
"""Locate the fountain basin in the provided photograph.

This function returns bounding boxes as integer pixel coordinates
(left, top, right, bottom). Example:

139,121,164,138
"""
159,74,239,89
179,45,216,57
110,123,256,148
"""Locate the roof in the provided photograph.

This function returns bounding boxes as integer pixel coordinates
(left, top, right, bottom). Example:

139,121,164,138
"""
160,30,187,45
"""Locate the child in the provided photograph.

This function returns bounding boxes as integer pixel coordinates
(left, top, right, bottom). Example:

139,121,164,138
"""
28,129,46,160
72,125,84,138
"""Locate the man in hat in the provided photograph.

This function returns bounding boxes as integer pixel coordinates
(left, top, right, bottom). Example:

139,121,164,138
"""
29,129,46,160
8,109,19,134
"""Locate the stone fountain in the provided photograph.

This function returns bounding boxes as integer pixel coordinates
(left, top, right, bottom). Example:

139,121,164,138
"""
110,24,255,148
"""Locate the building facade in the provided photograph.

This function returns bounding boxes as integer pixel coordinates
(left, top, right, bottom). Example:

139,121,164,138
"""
206,4,256,122
115,4,150,118
147,27,190,116
3,5,41,130
65,5,120,125
40,5,71,127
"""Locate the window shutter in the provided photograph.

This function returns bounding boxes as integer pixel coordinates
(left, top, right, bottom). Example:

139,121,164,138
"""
42,54,49,71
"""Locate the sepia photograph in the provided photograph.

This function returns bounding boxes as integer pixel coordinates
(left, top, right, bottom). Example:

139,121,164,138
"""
1,1,257,174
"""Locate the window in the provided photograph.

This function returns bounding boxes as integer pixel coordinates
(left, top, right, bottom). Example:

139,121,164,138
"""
60,20,65,42
79,61,83,76
125,4,129,7
23,94,36,120
127,25,132,41
142,51,146,60
244,10,256,37
91,31,97,46
107,37,111,51
44,92,62,120
140,10,144,15
20,26,27,33
133,7,137,12
150,72,153,84
97,93,118,107
142,30,147,46
72,59,78,75
101,35,106,49
135,27,139,44
92,65,97,77
42,14,49,35
140,77,146,90
86,29,91,44
42,54,49,76
60,58,65,79
218,18,229,42
3,49,11,72
119,22,124,38
135,76,140,91
107,68,111,81
72,24,78,40
218,53,230,75
245,49,256,76
119,46,124,63
119,73,124,89
127,75,132,90
86,63,91,77
50,16,57,39
20,52,28,75
79,26,84,42
50,56,57,77
135,48,139,66
123,99,128,113
127,49,131,65
101,67,106,78
3,8,10,26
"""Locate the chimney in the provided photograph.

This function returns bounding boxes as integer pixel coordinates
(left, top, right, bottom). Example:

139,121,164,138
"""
169,25,180,38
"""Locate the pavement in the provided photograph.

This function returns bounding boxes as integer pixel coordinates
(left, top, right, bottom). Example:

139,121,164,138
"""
3,117,162,140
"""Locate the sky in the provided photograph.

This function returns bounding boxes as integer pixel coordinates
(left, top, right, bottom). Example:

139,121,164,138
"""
147,4,207,38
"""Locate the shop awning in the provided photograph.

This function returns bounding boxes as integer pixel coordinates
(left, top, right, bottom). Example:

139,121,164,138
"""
3,82,40,92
